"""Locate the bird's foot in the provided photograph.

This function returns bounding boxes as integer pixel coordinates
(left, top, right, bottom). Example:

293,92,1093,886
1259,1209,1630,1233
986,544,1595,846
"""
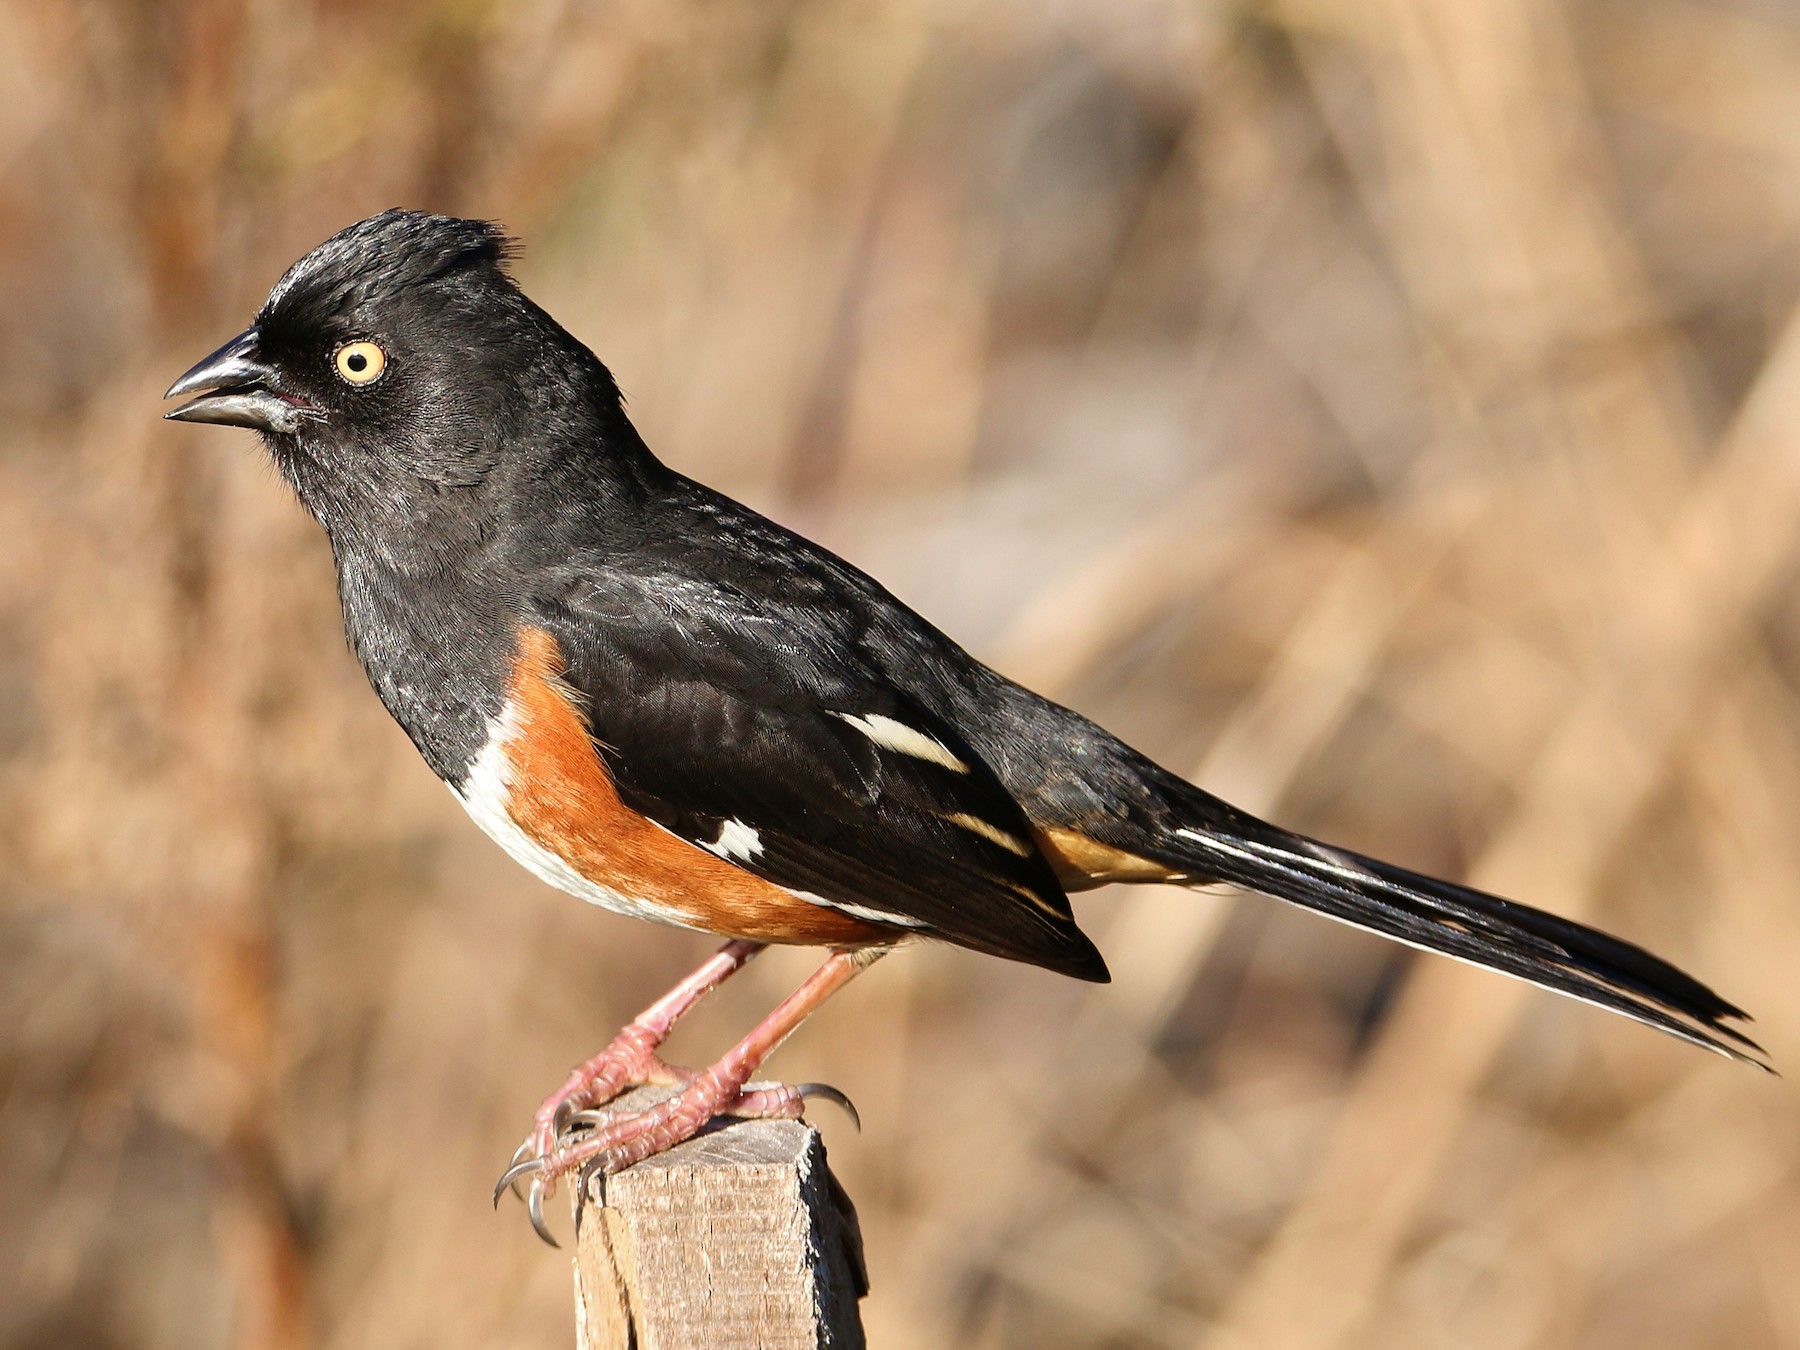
514,1024,690,1181
497,947,875,1246
496,1069,857,1247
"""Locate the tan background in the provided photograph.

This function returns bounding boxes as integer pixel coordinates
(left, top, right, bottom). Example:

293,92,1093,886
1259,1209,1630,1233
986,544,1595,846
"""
2,1,1798,1346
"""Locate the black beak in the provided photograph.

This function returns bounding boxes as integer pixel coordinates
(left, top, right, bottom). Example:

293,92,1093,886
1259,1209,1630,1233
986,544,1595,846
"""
164,328,314,434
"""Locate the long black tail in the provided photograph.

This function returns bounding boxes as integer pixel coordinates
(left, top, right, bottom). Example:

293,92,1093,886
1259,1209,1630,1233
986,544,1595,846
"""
1151,804,1766,1068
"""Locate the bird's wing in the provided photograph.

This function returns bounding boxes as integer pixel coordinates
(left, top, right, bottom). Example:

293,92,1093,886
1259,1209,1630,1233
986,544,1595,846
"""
533,567,1107,980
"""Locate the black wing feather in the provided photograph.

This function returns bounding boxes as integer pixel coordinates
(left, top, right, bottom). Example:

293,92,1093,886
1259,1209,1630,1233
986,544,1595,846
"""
534,568,1107,981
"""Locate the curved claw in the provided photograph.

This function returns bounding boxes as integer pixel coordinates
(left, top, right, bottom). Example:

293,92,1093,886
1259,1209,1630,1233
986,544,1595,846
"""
792,1082,861,1132
527,1179,559,1249
563,1108,612,1134
498,1140,535,1204
494,1153,545,1209
525,1180,558,1260
577,1150,616,1196
551,1098,578,1141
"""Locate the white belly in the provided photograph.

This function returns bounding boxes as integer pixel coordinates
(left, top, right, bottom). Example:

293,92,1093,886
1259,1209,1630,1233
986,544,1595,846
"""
453,719,702,930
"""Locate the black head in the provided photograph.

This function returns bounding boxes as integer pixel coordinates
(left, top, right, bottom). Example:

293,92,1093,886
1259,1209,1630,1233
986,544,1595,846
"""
165,210,628,559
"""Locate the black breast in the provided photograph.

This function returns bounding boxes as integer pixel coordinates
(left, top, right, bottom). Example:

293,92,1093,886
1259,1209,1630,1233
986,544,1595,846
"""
331,545,519,784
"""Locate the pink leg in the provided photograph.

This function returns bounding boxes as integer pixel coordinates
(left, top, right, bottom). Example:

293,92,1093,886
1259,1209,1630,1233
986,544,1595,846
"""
522,939,763,1167
502,946,886,1242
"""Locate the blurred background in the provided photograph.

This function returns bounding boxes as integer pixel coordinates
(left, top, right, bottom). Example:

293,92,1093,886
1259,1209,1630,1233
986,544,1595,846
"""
2,0,1798,1346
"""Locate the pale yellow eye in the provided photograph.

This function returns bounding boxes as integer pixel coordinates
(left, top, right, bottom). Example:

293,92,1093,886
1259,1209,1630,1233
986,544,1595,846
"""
334,340,387,385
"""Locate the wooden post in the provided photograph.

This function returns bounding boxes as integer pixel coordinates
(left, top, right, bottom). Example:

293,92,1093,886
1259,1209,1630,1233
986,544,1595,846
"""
572,1091,868,1350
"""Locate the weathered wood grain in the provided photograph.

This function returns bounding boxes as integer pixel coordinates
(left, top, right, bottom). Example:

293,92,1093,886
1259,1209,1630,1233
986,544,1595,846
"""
572,1094,867,1350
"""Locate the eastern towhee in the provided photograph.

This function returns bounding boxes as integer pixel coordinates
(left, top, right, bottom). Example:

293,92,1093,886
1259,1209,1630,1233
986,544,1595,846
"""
165,210,1764,1245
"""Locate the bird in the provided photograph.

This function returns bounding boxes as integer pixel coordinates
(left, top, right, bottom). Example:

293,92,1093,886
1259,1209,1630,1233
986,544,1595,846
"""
164,209,1764,1245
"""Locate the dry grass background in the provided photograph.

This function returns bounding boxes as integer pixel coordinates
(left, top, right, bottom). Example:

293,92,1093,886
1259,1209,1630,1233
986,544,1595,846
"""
1,0,1798,1346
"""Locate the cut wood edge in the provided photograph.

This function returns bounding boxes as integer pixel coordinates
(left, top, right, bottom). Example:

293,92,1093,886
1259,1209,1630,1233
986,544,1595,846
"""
572,1090,867,1350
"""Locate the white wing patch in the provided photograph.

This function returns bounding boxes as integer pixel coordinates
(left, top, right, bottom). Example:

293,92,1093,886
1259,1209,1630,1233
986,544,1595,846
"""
833,712,970,773
703,817,764,862
943,811,1032,857
789,889,926,930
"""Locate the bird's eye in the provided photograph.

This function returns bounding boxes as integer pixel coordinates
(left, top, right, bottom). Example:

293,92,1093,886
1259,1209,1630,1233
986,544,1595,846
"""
333,340,387,385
